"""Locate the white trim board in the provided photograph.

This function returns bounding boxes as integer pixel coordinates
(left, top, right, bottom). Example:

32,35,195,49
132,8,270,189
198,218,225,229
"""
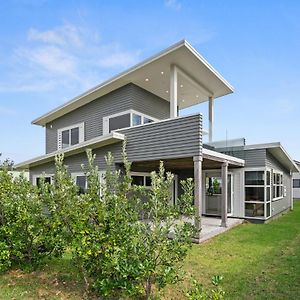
32,40,234,126
15,132,125,170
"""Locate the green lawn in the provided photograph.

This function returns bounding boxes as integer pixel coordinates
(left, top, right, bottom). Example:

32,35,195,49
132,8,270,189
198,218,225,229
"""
1,203,300,299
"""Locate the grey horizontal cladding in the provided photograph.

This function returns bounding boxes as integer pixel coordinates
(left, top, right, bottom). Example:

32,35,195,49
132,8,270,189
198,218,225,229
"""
45,83,170,154
220,148,266,168
243,149,267,167
131,84,170,118
118,114,202,162
30,114,202,179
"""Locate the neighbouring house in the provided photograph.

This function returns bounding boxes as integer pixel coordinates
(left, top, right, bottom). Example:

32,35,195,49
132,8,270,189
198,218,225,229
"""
293,160,300,199
15,40,298,240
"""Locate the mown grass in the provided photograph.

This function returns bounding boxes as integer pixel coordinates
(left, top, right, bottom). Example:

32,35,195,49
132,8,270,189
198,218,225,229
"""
164,202,300,299
1,203,300,299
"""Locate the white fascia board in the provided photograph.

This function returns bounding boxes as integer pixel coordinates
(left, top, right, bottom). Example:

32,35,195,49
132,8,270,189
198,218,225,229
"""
243,142,281,151
245,142,299,173
202,148,245,166
278,145,300,173
15,132,125,170
31,40,187,126
183,40,234,93
32,40,234,126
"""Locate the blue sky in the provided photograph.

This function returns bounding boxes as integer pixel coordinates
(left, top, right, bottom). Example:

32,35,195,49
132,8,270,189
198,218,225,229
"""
0,0,300,163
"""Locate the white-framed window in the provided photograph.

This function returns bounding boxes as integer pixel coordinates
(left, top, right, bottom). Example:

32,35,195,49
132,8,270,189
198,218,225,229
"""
72,173,88,194
57,122,84,150
130,172,178,205
72,171,106,195
32,174,54,187
244,168,272,219
130,172,152,189
272,170,284,200
103,110,158,134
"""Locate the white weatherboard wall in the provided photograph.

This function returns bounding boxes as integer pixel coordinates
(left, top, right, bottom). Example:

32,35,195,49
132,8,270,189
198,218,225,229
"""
293,172,300,199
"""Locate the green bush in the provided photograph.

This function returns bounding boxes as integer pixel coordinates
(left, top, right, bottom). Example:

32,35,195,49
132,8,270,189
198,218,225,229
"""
68,144,197,299
0,169,63,271
0,143,198,300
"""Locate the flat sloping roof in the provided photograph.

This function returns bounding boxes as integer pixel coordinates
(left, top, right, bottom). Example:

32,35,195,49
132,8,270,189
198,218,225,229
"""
244,142,299,173
15,132,125,170
32,40,234,126
203,148,245,167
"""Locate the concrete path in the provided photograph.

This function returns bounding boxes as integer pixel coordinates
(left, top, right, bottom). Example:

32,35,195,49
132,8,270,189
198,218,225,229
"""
199,216,243,243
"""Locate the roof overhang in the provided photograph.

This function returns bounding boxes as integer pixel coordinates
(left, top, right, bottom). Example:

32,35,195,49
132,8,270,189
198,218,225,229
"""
294,160,300,171
32,40,234,126
244,143,299,173
203,148,245,167
15,132,125,170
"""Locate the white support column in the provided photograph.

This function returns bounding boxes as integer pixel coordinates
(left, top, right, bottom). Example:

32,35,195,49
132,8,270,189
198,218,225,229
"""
209,96,214,142
194,156,202,239
221,161,228,227
170,64,178,118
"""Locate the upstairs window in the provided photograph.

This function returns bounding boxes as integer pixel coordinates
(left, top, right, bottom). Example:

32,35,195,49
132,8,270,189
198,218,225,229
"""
103,110,157,134
109,113,131,132
58,123,84,150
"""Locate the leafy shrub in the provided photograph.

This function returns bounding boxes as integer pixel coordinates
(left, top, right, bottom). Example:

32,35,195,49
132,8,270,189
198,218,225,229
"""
0,169,63,271
0,142,199,300
69,144,197,299
186,275,225,300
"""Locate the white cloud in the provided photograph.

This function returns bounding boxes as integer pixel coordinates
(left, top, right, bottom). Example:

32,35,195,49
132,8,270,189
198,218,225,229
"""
28,24,82,47
16,45,78,76
0,23,141,95
165,0,182,11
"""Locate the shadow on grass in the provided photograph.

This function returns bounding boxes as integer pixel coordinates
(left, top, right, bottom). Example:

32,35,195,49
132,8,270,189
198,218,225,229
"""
0,253,89,300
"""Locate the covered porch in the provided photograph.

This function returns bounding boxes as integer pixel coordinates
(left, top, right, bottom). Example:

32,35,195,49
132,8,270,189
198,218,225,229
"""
129,148,245,243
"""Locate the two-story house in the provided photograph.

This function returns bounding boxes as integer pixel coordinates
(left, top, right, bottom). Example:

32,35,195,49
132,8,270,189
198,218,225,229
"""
16,40,298,238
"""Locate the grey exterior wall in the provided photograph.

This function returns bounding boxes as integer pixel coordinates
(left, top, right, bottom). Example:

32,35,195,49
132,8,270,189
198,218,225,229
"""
45,84,170,154
218,147,292,219
30,114,202,180
219,148,266,168
266,151,292,217
118,114,202,163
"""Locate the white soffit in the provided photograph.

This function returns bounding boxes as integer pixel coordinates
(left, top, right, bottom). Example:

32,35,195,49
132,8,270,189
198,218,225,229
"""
268,147,299,173
32,40,234,126
15,132,125,170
